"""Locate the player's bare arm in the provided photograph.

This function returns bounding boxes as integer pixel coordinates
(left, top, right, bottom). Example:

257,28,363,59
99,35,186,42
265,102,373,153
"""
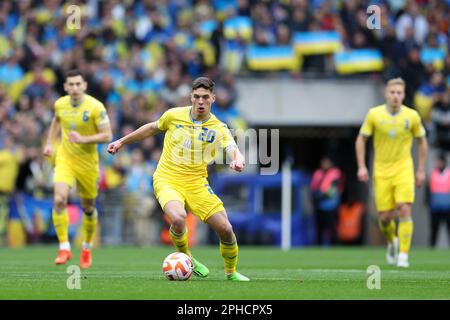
107,121,160,154
415,136,428,187
227,146,245,172
43,116,61,157
355,134,369,183
68,125,113,144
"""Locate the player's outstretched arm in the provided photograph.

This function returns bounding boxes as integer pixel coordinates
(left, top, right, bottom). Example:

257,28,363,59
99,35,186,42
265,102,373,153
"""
415,136,428,187
43,116,61,157
107,121,160,155
227,146,245,172
355,134,369,183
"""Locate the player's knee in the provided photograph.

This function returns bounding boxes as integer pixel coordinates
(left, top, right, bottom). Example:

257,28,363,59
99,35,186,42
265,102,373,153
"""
217,222,234,238
170,214,186,230
397,204,411,217
54,194,67,210
82,205,95,215
379,212,392,224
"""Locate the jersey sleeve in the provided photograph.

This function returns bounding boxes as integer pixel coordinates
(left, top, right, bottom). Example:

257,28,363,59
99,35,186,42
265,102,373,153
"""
219,124,237,152
94,102,110,128
359,110,374,136
157,109,174,131
411,111,426,138
53,99,61,119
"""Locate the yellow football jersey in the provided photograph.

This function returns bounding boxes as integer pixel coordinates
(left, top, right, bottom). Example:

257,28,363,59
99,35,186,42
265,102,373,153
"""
54,94,110,170
155,106,237,181
360,104,425,177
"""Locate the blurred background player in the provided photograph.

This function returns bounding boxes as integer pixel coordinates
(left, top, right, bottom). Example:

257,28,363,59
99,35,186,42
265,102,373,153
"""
356,78,428,268
43,70,112,268
107,77,249,281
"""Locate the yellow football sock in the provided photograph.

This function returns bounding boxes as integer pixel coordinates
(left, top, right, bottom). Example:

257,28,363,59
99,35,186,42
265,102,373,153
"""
398,217,413,254
220,240,239,274
82,208,98,245
52,208,69,243
378,219,396,243
169,226,191,256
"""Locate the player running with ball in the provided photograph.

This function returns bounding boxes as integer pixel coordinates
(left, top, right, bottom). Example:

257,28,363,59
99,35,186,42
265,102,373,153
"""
108,77,250,281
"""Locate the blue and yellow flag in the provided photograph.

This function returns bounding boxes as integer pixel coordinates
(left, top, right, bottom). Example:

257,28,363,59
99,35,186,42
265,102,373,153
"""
198,20,218,39
213,0,237,21
420,48,446,71
246,45,299,71
294,31,342,55
334,49,384,74
224,16,252,42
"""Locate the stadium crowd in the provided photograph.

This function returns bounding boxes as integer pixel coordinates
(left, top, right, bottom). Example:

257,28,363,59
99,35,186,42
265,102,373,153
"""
0,0,450,246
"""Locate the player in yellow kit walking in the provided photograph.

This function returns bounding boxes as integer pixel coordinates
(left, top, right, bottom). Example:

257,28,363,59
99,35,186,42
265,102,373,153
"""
43,70,112,268
356,78,428,268
107,77,249,281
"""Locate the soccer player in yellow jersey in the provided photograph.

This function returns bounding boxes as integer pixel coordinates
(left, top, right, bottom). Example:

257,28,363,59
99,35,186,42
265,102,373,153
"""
356,78,428,268
107,77,250,281
43,70,112,268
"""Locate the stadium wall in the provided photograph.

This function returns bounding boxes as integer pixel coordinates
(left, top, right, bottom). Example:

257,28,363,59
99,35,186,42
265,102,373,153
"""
235,79,383,126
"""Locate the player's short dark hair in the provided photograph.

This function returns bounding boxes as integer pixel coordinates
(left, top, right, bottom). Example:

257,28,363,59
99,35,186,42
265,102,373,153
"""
64,69,84,81
192,77,215,92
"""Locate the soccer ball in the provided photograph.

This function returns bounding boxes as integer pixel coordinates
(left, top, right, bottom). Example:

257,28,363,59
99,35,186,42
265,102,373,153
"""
162,252,194,281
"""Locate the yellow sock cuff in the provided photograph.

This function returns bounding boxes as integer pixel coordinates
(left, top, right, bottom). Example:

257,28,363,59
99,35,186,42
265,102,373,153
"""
83,208,98,220
169,227,190,256
169,227,186,238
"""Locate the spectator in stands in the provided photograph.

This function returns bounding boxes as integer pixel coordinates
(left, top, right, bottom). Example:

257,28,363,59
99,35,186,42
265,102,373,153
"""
276,23,292,46
310,156,344,246
123,148,159,245
340,0,362,36
414,71,446,123
237,0,251,17
431,92,450,151
396,0,429,46
289,5,311,32
400,47,427,106
213,86,247,131
159,68,190,106
426,153,450,247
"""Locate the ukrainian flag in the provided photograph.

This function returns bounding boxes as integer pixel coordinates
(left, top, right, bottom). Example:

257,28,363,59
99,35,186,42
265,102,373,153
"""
214,0,237,21
420,48,446,71
224,16,252,42
334,49,384,75
246,45,299,71
294,31,342,55
198,20,218,39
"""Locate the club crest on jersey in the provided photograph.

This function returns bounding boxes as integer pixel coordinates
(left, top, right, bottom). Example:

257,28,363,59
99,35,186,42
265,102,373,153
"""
404,119,409,129
389,129,396,138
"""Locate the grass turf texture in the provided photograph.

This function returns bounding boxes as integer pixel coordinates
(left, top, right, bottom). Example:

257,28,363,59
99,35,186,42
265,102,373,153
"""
0,246,448,299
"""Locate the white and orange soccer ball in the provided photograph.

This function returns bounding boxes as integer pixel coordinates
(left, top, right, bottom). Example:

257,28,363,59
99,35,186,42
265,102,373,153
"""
162,252,194,281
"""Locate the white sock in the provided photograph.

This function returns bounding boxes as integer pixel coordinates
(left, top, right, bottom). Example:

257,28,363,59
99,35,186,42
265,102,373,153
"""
82,242,92,250
59,242,71,251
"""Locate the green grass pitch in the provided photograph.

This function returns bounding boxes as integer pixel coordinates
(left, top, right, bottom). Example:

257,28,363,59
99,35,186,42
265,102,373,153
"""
0,246,448,300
